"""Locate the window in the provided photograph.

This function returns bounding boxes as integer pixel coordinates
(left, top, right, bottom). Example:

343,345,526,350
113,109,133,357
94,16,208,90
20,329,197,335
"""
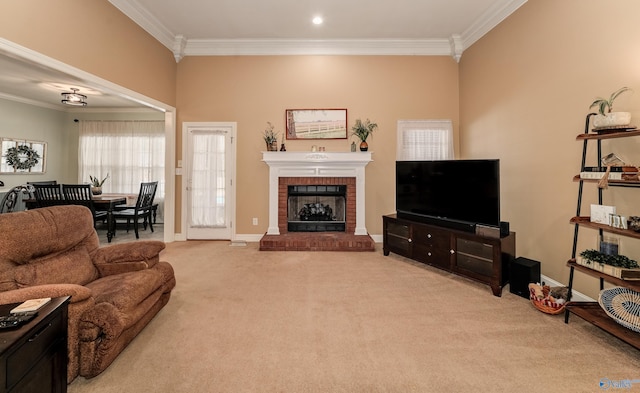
78,120,165,220
396,120,454,161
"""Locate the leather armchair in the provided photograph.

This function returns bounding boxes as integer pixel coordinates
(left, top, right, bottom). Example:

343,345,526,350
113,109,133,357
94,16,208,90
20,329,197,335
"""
0,205,176,382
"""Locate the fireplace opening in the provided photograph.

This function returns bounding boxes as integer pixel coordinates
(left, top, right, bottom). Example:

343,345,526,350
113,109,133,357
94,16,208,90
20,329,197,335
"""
287,185,346,232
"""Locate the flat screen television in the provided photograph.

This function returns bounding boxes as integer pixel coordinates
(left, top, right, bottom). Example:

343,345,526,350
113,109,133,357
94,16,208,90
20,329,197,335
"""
396,159,500,232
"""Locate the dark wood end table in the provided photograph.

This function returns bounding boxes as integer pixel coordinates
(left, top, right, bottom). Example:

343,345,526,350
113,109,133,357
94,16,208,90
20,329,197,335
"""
0,297,69,393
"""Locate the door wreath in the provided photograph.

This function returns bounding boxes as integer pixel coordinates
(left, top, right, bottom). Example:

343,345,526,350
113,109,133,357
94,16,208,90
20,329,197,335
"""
5,145,40,170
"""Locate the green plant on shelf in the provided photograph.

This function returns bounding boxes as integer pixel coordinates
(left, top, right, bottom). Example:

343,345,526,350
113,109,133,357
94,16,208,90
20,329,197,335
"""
589,87,632,115
579,249,639,269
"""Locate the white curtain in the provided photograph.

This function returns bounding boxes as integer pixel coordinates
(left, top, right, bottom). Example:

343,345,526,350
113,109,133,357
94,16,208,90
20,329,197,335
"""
396,120,454,161
190,131,226,227
78,120,165,221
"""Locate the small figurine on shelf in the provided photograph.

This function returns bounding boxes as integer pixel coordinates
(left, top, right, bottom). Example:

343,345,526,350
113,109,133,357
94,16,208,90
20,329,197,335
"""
351,141,356,152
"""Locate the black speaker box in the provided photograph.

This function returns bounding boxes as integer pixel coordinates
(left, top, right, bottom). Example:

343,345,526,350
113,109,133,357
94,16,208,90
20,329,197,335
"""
509,257,541,299
500,221,510,237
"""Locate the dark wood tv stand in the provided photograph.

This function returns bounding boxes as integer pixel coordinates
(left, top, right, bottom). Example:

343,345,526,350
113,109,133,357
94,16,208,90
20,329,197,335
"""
383,214,516,296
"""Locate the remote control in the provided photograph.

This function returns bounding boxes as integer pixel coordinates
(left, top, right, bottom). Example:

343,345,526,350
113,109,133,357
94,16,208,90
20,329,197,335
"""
0,311,37,329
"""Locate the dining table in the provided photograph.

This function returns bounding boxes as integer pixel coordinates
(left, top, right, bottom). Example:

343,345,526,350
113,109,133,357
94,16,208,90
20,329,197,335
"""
24,193,130,243
92,194,128,242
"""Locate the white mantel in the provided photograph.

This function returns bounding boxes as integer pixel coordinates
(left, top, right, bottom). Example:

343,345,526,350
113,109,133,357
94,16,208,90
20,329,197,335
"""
262,151,373,236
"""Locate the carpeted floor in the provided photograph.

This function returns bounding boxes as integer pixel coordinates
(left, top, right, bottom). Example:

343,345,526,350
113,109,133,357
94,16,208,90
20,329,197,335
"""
68,241,640,393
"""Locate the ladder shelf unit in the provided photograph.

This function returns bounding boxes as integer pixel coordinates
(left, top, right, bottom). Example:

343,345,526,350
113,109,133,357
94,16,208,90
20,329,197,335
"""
565,114,640,350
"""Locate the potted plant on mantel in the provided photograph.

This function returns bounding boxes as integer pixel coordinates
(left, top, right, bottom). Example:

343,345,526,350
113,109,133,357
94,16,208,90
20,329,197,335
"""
90,173,109,195
589,87,633,129
351,118,378,151
263,122,279,151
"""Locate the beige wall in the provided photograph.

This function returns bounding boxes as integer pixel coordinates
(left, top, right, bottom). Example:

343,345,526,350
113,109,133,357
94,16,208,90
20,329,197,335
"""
460,0,640,298
176,55,460,234
0,1,177,107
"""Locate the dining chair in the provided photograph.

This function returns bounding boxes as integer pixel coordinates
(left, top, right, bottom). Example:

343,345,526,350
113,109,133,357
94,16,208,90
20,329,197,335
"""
27,180,57,185
26,180,58,201
32,184,64,207
61,184,108,226
113,181,158,239
0,184,34,213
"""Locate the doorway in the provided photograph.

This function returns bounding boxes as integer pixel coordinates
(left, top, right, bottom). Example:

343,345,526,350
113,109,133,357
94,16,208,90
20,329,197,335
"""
0,39,176,243
183,122,236,240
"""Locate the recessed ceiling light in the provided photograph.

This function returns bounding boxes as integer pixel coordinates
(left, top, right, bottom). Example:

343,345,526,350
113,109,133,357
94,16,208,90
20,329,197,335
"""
312,16,323,25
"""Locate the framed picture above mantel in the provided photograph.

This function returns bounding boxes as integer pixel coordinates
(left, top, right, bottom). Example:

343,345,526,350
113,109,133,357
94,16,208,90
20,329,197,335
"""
286,109,347,140
0,138,47,174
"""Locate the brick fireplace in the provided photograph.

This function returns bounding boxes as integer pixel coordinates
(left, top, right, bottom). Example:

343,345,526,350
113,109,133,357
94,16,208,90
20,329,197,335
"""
260,151,375,251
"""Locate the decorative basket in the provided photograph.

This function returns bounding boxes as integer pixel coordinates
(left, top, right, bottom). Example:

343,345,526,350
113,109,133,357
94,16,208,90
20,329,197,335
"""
598,287,640,333
529,285,566,315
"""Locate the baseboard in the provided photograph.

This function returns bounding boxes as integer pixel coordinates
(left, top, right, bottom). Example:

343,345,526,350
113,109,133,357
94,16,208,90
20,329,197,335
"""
541,274,593,302
370,234,383,243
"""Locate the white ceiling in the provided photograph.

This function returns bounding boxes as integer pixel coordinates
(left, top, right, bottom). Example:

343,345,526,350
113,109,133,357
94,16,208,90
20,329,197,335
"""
0,0,527,111
110,0,527,60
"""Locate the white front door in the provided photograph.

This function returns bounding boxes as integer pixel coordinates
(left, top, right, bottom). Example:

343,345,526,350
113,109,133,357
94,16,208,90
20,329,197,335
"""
183,122,236,240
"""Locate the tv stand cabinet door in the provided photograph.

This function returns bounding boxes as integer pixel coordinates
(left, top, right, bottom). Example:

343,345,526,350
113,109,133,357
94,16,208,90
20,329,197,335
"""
411,224,452,269
452,232,515,297
382,216,412,257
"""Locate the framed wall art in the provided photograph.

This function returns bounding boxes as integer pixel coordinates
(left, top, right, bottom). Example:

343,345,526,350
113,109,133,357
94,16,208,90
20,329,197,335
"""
285,109,347,140
1,138,47,174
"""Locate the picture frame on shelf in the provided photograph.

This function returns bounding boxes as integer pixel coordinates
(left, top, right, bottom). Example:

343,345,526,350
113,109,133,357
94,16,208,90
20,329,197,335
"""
590,204,616,225
285,109,347,140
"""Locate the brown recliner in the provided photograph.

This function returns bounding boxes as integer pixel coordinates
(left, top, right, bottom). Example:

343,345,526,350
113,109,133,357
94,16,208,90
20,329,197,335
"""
0,205,176,382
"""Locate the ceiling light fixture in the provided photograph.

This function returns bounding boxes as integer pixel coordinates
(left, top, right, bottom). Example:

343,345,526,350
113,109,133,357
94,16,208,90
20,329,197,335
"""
312,16,323,25
61,88,87,106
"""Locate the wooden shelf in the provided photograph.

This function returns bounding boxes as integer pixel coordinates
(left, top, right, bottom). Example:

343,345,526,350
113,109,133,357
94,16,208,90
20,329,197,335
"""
565,302,640,349
572,175,640,187
570,216,640,240
576,129,640,140
567,261,640,291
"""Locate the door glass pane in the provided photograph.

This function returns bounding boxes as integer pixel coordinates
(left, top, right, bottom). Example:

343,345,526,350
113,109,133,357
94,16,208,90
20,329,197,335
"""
191,132,225,227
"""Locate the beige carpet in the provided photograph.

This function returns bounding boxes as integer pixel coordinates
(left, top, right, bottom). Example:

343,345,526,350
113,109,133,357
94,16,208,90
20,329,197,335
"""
68,241,640,393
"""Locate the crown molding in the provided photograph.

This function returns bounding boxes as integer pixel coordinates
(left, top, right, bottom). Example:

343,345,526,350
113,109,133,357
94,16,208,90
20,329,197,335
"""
0,92,160,114
461,0,528,50
108,0,175,50
111,0,528,60
184,39,451,57
0,92,61,111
